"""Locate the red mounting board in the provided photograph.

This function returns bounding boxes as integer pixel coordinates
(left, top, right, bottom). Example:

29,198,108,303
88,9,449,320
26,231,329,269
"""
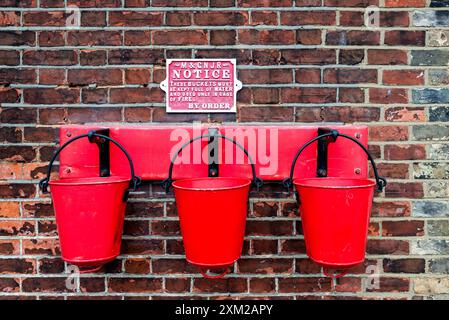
58,125,369,181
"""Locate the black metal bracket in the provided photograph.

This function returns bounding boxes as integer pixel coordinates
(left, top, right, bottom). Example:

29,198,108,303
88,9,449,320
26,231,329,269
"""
88,129,110,177
316,128,338,177
208,128,219,177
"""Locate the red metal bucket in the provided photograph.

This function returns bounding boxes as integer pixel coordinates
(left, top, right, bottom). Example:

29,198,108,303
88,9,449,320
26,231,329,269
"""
284,130,386,273
49,176,131,269
39,131,140,272
294,178,375,268
173,177,251,272
164,133,263,278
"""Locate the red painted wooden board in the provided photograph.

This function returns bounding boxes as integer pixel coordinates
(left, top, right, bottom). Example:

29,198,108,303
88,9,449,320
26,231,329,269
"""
59,125,369,181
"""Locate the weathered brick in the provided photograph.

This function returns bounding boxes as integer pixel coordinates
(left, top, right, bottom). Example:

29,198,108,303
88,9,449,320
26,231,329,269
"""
413,10,449,27
428,220,449,236
411,50,449,66
429,258,449,273
414,162,449,179
414,278,449,294
411,240,449,255
413,125,449,141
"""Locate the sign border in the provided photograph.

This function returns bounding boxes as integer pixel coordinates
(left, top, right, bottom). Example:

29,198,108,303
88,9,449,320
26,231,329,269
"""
160,58,242,113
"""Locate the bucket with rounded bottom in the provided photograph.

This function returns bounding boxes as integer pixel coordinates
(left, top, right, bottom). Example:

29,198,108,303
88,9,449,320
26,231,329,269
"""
39,131,140,272
173,177,251,274
294,178,375,268
163,133,263,278
49,176,131,270
283,130,386,274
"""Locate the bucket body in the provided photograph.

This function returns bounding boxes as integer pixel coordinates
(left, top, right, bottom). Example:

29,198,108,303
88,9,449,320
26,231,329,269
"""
49,176,130,268
294,178,375,268
173,177,251,268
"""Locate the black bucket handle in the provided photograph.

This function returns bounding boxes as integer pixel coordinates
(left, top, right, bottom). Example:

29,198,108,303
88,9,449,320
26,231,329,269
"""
161,134,264,192
39,130,141,200
282,130,386,192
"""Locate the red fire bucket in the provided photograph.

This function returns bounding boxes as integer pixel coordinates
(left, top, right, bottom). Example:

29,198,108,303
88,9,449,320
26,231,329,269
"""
294,178,375,268
39,131,140,272
284,130,386,272
162,134,263,279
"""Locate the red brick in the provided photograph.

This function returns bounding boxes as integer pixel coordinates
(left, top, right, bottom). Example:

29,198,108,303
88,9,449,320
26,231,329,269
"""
385,107,426,122
324,0,379,6
369,88,408,104
0,69,36,85
385,0,426,7
385,31,425,46
240,69,293,84
368,49,408,65
326,31,380,45
382,220,424,236
324,69,377,84
296,69,321,84
153,30,208,45
0,11,20,26
383,259,425,273
23,50,77,66
281,87,337,103
250,278,276,293
0,31,35,46
67,108,121,123
193,278,247,293
109,278,162,293
23,11,68,26
194,11,248,25
385,182,424,198
281,11,336,25
0,50,20,66
239,29,295,45
80,50,107,66
297,30,322,45
380,11,410,27
124,258,151,274
68,69,122,86
279,277,331,293
372,201,411,217
238,259,293,274
210,30,236,45
109,11,163,26
367,239,409,255
124,31,151,45
339,11,364,26
238,0,293,6
239,107,294,122
67,31,121,46
366,277,409,293
282,49,336,65
383,70,424,85
384,145,426,160
108,49,164,65
110,88,163,104
24,88,79,104
251,11,278,25
339,88,365,103
369,126,409,141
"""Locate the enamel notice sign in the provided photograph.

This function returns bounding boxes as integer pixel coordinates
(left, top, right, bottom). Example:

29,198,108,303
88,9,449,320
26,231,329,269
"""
160,59,242,113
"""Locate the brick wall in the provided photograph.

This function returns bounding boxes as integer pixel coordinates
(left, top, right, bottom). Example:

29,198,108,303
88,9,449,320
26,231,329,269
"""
0,0,448,300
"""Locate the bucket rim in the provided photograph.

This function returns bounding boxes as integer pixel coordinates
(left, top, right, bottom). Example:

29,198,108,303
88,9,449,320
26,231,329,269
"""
293,177,376,189
172,177,251,191
49,176,131,186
